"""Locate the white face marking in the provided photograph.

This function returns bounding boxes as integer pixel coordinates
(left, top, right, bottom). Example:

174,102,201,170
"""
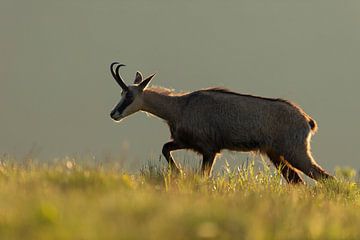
110,87,142,122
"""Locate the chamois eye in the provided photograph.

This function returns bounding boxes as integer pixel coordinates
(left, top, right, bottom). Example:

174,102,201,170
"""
125,91,133,99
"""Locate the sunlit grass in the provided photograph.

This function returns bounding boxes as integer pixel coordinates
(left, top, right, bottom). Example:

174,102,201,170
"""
0,157,359,240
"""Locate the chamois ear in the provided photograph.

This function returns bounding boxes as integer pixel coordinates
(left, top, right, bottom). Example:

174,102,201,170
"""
134,71,143,84
139,73,156,91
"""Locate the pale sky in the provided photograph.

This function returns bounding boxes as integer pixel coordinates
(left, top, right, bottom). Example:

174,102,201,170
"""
1,0,360,172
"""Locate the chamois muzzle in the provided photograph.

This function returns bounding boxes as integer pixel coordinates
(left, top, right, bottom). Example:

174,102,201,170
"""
110,109,122,121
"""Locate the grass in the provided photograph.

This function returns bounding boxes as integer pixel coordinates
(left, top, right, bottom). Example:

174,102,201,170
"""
0,157,359,240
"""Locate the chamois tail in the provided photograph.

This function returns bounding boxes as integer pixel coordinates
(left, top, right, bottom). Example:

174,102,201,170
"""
308,118,318,134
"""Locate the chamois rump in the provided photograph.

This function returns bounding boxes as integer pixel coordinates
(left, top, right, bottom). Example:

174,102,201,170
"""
109,62,333,183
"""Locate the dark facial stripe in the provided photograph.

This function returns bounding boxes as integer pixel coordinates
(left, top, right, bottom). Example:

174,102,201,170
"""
116,91,134,114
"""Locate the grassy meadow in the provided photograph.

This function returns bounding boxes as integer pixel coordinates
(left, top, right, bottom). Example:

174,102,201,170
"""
0,156,359,240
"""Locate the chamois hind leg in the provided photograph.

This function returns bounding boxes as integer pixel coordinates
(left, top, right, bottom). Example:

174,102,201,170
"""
201,152,217,177
284,146,334,181
162,141,185,174
267,151,304,184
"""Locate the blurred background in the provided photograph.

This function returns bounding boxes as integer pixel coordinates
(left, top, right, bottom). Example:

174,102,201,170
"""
1,0,359,172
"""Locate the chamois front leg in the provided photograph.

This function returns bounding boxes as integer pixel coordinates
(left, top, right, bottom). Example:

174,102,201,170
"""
162,141,184,174
201,152,217,177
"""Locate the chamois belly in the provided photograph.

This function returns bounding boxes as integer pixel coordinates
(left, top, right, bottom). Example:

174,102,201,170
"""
172,123,266,154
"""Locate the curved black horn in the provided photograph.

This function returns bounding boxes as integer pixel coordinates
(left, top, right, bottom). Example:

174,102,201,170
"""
110,62,128,90
110,62,119,80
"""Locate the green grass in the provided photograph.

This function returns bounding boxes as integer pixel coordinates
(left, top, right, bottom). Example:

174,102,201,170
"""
0,157,359,240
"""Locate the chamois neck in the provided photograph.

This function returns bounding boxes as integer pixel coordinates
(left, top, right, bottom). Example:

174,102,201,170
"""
141,88,181,122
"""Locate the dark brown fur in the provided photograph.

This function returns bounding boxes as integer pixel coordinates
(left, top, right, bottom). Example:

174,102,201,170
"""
141,87,332,183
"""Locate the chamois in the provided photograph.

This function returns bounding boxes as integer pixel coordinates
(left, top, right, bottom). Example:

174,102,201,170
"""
109,62,333,183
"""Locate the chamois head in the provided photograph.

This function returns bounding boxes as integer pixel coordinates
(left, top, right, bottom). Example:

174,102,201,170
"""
110,62,155,122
